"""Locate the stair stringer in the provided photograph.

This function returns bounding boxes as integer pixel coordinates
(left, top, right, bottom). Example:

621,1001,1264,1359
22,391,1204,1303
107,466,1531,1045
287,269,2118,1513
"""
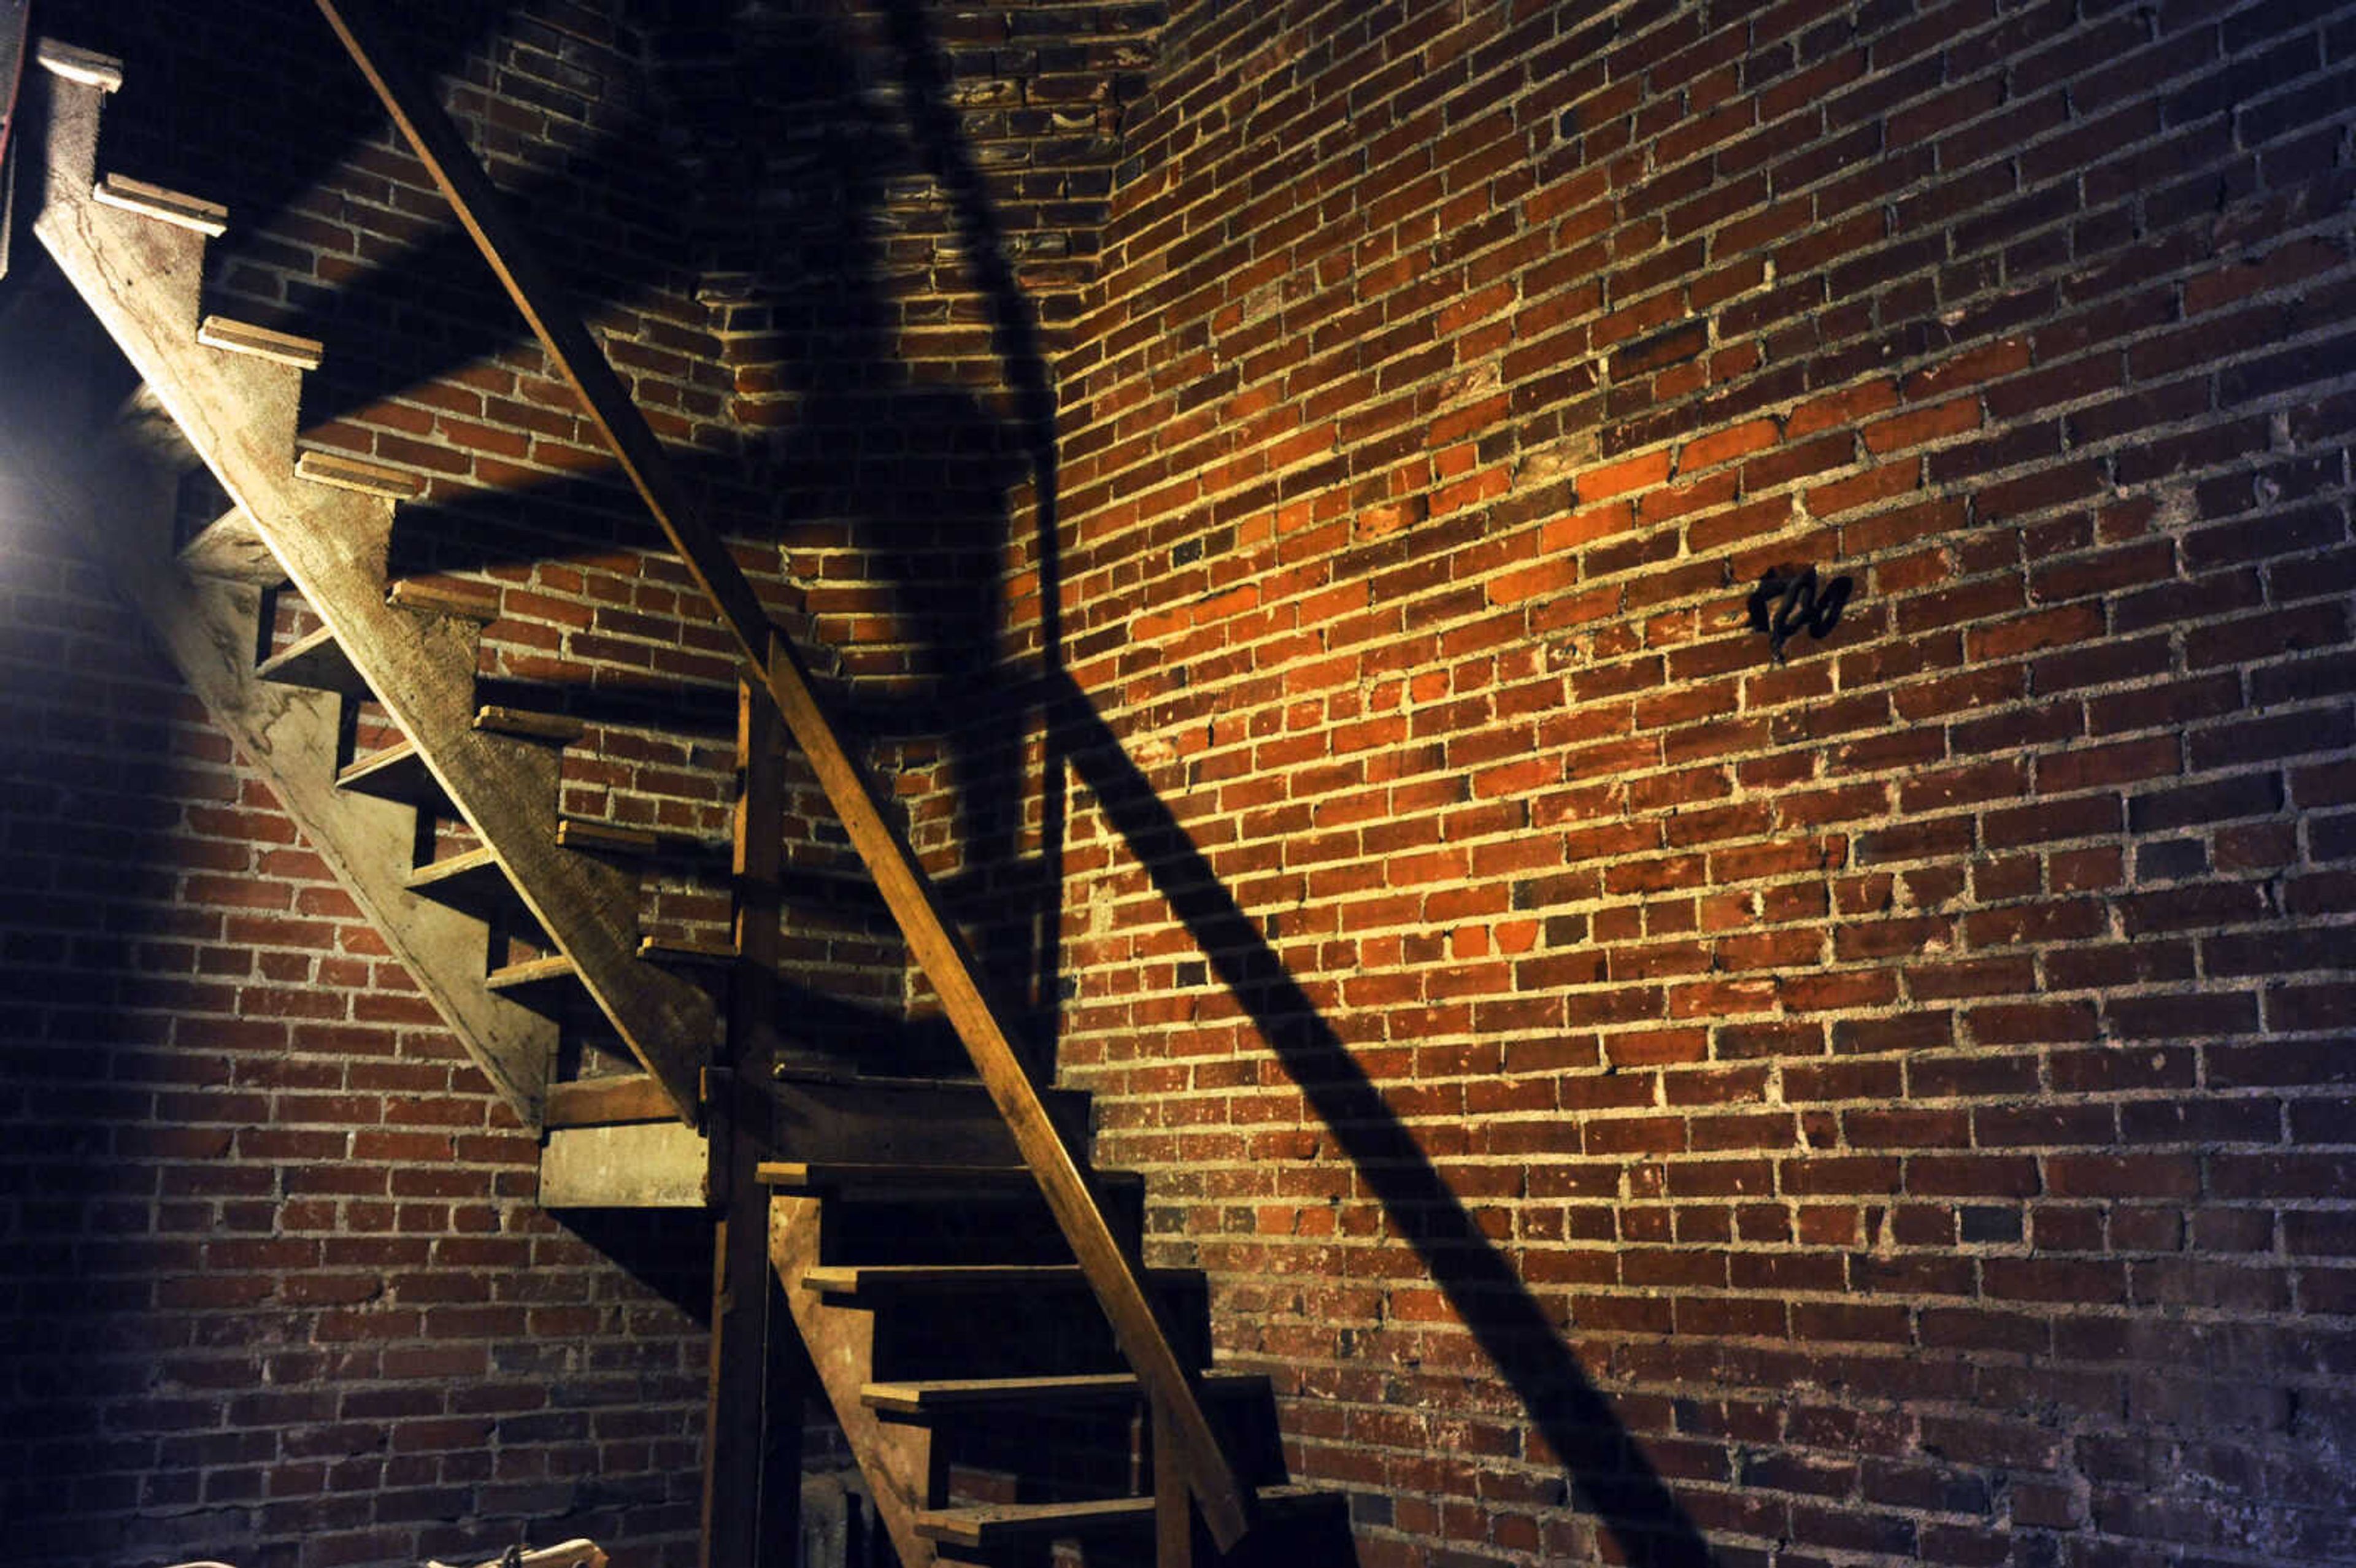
29,52,716,1121
771,1193,944,1568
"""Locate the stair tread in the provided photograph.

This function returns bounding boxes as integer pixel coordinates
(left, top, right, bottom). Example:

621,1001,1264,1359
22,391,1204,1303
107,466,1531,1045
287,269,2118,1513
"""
759,1160,1142,1195
295,447,422,499
802,1262,1200,1297
391,576,502,622
485,953,579,994
337,740,441,805
36,39,124,91
555,819,661,855
863,1369,1268,1416
93,172,228,236
639,935,737,966
476,704,585,744
257,625,366,696
914,1483,1337,1548
197,315,323,369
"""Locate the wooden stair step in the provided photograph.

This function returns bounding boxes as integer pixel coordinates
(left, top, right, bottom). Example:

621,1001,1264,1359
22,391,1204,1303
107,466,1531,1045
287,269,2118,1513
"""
257,625,366,696
758,1160,1142,1201
639,936,736,967
915,1484,1340,1553
294,447,422,499
485,953,580,1003
178,504,282,584
800,1263,1199,1304
390,576,502,622
862,1369,1269,1419
475,704,585,744
35,39,123,91
768,1068,1095,1169
92,173,228,236
196,315,323,369
337,739,439,805
555,819,661,856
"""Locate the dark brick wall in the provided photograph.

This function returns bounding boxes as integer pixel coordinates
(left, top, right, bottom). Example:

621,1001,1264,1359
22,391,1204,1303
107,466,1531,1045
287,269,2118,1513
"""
0,469,709,1565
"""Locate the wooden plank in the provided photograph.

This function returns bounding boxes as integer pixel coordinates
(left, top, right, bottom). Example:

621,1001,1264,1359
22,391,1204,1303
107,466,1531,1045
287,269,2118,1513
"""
757,1161,1031,1194
556,818,660,855
539,1118,708,1207
544,1073,675,1128
485,953,577,995
641,935,736,966
93,172,228,236
294,446,420,498
861,1370,1268,1418
390,575,500,621
310,5,1249,1539
475,704,584,744
34,39,120,91
704,672,793,1568
913,1488,1336,1552
800,1263,1201,1302
198,314,323,369
771,1196,940,1568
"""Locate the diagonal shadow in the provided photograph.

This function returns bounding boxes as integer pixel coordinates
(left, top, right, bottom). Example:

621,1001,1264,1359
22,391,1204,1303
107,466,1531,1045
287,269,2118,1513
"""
1045,674,1716,1568
864,9,1714,1555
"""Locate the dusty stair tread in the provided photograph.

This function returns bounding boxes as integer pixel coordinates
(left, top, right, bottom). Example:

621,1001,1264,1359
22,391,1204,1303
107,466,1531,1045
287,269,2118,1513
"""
638,935,737,967
484,953,580,999
760,1159,1030,1193
390,576,502,622
863,1369,1269,1418
196,315,323,369
758,1160,1141,1199
178,504,283,584
295,447,422,499
36,39,125,91
556,819,661,856
544,1073,676,1128
92,173,229,236
915,1484,1339,1550
800,1262,1201,1302
475,705,585,744
256,625,367,696
337,740,441,805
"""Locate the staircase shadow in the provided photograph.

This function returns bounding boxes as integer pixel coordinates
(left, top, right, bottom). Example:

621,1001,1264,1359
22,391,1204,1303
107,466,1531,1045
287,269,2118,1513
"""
1046,677,1717,1568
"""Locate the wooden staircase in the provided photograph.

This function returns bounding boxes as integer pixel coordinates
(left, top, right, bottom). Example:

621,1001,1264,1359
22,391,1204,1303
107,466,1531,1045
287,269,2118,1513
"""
11,21,1351,1568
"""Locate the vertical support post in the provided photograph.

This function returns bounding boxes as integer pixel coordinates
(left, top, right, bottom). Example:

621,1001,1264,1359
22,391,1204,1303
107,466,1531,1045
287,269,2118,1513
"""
1153,1397,1197,1568
702,672,791,1568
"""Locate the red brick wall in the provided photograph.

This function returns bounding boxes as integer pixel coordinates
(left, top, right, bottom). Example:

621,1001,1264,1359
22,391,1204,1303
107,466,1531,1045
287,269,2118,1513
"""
1036,1,2356,1565
0,483,709,1565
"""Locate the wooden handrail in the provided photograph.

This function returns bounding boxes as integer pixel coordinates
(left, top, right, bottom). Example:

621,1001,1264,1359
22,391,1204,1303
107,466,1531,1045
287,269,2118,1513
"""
309,1,1251,1548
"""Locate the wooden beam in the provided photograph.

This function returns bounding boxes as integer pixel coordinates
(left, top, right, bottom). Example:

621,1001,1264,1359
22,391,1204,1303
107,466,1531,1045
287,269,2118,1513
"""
309,3,1251,1545
702,672,795,1568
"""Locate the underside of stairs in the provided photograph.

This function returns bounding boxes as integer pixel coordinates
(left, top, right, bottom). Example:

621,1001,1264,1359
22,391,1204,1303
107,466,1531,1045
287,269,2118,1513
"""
8,23,1351,1568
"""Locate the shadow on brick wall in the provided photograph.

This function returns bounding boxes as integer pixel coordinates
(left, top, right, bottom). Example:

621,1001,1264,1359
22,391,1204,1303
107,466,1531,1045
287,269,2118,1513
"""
1046,678,1718,1568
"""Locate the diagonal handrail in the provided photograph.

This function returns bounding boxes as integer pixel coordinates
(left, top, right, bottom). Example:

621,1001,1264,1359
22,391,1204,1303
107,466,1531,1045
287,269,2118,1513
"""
309,0,1251,1549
